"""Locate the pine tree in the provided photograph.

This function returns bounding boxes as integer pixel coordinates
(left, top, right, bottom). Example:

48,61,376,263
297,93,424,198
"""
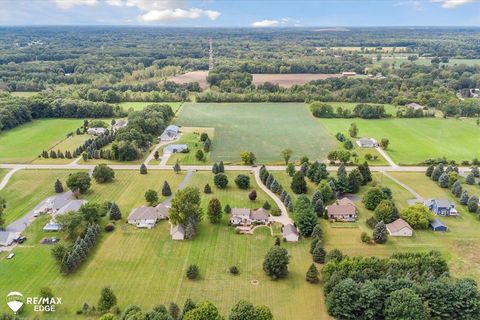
313,199,324,217
460,190,469,205
204,184,212,194
438,173,449,188
139,163,147,174
358,162,372,183
212,162,219,174
312,242,326,263
348,168,363,194
224,204,231,214
472,166,480,177
451,181,462,197
311,224,322,239
262,201,271,210
218,161,224,173
203,138,211,152
310,237,320,254
312,191,322,206
109,203,122,221
169,302,180,320
173,160,181,174
306,263,319,283
182,299,196,317
270,180,280,193
336,164,350,194
373,221,388,244
154,150,160,160
280,190,288,202
186,264,199,279
291,171,307,194
466,173,476,185
162,181,172,196
300,162,309,175
266,173,274,188
54,179,64,193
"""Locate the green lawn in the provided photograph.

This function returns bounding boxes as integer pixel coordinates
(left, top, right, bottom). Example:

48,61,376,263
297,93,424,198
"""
175,103,337,164
0,119,83,163
0,170,325,319
319,117,480,165
166,127,215,165
119,102,183,113
10,91,39,98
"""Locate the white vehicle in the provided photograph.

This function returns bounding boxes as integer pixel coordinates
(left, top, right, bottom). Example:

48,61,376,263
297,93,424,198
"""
33,210,39,217
7,253,15,259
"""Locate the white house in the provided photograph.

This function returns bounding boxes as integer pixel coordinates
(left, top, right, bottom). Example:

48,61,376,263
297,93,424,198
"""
159,125,180,141
230,208,252,225
386,218,413,237
356,137,378,148
127,204,169,229
163,144,188,154
282,224,299,242
171,224,185,240
342,72,357,77
405,103,424,110
87,127,107,136
0,231,19,247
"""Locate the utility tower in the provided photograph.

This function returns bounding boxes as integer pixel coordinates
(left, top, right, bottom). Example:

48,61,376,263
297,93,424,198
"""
209,38,214,70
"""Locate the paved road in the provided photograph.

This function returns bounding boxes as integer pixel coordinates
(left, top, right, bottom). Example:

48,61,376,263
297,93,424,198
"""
162,169,194,207
144,137,180,164
253,168,292,225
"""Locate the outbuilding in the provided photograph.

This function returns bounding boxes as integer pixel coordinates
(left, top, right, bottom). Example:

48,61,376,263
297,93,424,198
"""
386,218,413,237
282,224,299,242
171,224,185,240
430,218,448,232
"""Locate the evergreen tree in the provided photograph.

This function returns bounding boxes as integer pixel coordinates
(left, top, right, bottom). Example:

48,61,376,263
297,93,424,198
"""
173,160,181,174
286,163,295,177
54,179,64,193
203,138,211,152
373,221,388,244
204,183,212,194
472,166,480,177
313,199,325,217
182,299,196,317
425,164,434,177
451,181,463,197
311,224,322,239
300,162,309,176
154,150,160,160
431,165,443,181
466,173,476,185
109,203,122,221
348,168,363,194
336,164,350,194
306,263,319,283
295,196,317,236
310,237,320,254
438,173,449,188
325,249,344,263
218,161,225,173
186,264,199,279
224,204,231,214
212,162,219,174
162,181,172,196
270,180,280,193
140,163,147,174
263,246,289,279
169,302,180,320
291,171,307,194
98,287,117,312
262,201,271,210
266,173,274,188
358,162,372,184
312,242,326,263
207,198,222,224
280,190,288,202
467,195,479,213
460,190,469,205
195,149,204,161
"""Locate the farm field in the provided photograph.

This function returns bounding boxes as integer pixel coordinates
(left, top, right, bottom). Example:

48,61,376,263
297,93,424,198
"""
319,117,480,165
166,127,215,165
119,101,183,113
0,170,325,319
0,119,83,163
175,103,337,164
319,46,409,53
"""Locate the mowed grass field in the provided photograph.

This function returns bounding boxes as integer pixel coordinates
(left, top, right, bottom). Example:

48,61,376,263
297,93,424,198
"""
0,119,83,163
119,102,183,113
0,170,325,319
175,103,337,164
319,117,480,164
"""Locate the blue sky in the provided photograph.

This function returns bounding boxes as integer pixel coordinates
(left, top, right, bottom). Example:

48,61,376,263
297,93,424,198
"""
0,0,478,26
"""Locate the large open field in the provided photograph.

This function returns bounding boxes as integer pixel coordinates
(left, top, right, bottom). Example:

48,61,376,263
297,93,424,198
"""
0,170,324,319
119,102,183,113
175,103,337,164
319,117,480,164
0,119,83,163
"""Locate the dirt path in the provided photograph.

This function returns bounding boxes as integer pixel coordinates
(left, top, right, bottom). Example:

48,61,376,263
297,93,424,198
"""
375,147,398,168
0,168,21,191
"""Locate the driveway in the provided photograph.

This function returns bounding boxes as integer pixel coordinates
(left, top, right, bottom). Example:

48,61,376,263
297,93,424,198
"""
162,169,194,207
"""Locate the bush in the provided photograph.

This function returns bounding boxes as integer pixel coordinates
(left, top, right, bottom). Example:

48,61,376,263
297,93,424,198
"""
270,208,281,216
361,231,371,243
366,216,378,229
467,195,479,213
400,204,434,229
229,266,239,275
362,187,389,210
186,264,199,280
234,174,250,189
373,221,388,244
104,223,115,232
214,173,228,189
92,164,115,183
262,201,271,210
204,184,212,194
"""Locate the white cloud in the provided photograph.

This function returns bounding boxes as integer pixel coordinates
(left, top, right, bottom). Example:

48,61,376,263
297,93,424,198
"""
106,0,123,6
252,19,279,27
51,0,98,10
139,8,220,22
430,0,476,8
393,1,423,10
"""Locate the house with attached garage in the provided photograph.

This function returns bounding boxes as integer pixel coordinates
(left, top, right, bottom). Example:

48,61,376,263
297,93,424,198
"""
424,199,458,216
159,125,180,141
127,204,169,229
230,208,270,226
386,218,413,237
87,127,107,136
356,137,378,148
326,197,357,222
0,231,20,247
163,144,188,155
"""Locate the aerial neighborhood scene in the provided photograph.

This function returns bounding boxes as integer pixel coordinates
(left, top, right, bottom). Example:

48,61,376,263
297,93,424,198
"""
1,0,480,319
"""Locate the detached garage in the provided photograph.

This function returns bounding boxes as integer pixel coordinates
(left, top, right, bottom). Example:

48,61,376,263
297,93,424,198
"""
386,218,413,237
430,218,448,232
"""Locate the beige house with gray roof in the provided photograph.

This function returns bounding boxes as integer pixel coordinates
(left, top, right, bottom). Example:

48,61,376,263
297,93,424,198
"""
127,204,169,229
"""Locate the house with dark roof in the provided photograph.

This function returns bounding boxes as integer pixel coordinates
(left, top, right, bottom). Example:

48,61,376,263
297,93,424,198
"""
0,231,19,247
112,119,127,131
250,208,269,224
386,218,413,237
282,224,299,242
430,218,448,232
127,204,169,229
326,198,357,222
424,199,458,216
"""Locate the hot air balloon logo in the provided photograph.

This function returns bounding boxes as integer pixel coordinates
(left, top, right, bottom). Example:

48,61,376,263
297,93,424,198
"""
6,292,24,314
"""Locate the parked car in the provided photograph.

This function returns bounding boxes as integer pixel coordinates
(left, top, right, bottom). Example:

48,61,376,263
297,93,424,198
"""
16,236,27,244
33,210,39,217
7,252,15,259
